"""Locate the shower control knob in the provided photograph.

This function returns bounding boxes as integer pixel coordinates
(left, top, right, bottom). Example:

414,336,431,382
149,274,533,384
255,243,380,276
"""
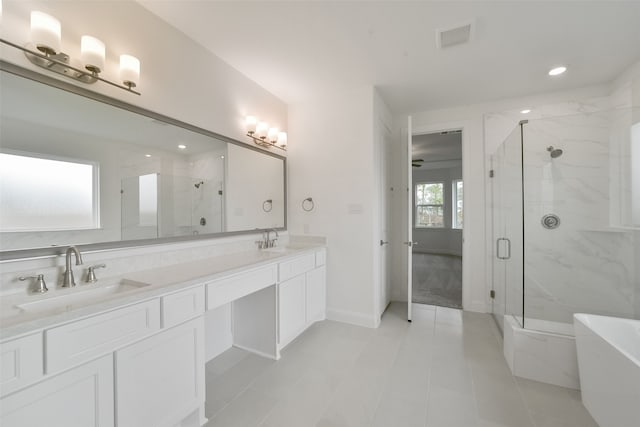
541,214,560,229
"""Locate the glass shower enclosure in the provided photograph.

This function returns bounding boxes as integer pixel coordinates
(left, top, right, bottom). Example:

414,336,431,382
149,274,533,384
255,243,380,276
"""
492,108,640,335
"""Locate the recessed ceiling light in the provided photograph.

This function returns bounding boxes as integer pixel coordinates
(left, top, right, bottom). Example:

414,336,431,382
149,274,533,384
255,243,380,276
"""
520,109,531,114
145,154,151,157
548,66,567,76
178,144,187,149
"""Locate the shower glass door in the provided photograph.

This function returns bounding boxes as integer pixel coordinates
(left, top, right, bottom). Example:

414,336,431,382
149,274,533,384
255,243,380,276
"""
492,125,524,331
521,109,640,334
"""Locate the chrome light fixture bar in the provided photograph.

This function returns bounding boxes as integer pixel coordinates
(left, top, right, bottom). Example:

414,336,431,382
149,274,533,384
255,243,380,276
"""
0,39,140,95
0,10,140,95
245,115,287,151
0,38,141,95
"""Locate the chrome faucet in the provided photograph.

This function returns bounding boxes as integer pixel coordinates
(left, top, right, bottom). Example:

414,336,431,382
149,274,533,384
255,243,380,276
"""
266,228,279,248
61,246,83,287
255,229,279,249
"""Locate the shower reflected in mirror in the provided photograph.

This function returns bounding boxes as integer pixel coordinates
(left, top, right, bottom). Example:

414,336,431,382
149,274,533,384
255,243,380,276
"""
547,146,563,158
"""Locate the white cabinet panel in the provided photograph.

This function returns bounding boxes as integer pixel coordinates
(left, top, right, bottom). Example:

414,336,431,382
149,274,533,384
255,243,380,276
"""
0,355,114,427
0,332,43,397
45,299,160,374
279,254,315,282
207,265,276,310
315,249,326,267
115,317,205,427
306,266,326,324
278,275,306,348
162,285,205,328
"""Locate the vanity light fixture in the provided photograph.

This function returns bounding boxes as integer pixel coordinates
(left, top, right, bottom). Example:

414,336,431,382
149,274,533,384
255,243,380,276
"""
520,109,531,114
245,115,287,151
80,35,105,73
178,144,187,149
0,11,141,95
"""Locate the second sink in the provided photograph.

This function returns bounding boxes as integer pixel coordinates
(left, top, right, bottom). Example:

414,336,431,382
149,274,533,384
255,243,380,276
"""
16,279,150,314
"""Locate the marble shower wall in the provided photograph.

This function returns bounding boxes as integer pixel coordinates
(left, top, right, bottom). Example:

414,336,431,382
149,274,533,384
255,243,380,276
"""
522,109,638,325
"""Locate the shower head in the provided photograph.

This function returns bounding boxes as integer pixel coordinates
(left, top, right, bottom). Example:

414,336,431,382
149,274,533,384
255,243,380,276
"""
194,181,204,188
547,146,563,158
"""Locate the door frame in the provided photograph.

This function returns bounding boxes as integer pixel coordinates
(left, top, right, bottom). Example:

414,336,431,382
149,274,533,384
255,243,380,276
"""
407,119,471,314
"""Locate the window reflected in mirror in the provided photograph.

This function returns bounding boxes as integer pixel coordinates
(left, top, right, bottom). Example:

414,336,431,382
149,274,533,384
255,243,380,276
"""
0,68,285,254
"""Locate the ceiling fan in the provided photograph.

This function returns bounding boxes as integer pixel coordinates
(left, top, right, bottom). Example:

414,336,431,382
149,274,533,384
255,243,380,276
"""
412,159,424,168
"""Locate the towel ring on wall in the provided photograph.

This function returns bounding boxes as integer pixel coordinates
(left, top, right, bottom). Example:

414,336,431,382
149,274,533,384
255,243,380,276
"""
302,197,314,212
262,199,273,212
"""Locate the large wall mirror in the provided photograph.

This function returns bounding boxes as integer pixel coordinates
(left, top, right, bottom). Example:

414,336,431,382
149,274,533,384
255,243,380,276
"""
0,63,286,259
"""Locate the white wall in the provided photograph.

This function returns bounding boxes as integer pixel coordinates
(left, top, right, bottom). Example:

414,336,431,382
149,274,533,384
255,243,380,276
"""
412,162,463,256
286,86,379,327
225,144,284,231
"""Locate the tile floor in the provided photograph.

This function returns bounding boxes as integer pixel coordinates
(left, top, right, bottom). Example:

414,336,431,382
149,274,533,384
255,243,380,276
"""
203,303,597,427
412,253,462,309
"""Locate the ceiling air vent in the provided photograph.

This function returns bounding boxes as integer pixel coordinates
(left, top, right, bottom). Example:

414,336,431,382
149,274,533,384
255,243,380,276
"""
436,21,474,49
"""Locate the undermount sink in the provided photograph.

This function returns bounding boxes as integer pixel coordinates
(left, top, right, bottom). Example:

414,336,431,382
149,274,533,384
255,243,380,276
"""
263,245,310,255
263,246,295,253
15,279,150,314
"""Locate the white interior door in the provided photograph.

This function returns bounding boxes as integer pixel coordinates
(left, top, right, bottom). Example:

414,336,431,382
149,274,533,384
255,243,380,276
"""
379,125,392,316
407,116,413,322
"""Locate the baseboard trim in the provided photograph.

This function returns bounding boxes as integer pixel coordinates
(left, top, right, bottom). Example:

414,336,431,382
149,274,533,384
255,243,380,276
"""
326,307,378,328
232,343,279,360
466,300,488,313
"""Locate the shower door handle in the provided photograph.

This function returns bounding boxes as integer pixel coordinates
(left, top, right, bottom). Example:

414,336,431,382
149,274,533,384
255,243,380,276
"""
497,238,511,260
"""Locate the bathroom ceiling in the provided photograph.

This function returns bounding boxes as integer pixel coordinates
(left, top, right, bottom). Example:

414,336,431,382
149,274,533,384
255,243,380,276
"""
139,1,640,114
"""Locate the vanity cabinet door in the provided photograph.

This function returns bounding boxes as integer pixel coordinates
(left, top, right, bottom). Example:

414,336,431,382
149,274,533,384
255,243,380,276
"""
278,275,306,348
0,332,43,397
115,317,205,427
0,355,114,427
306,266,326,324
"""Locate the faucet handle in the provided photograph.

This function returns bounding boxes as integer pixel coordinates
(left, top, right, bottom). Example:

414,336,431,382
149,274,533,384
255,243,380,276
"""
86,264,106,283
18,274,48,294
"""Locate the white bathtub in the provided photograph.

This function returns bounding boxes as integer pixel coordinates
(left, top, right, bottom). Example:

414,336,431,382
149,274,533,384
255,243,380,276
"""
574,313,640,427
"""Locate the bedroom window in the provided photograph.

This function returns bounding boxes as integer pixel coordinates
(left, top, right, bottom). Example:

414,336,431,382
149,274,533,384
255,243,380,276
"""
415,182,444,228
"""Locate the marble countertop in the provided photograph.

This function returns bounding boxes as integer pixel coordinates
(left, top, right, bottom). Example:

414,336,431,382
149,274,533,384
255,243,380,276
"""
0,244,324,342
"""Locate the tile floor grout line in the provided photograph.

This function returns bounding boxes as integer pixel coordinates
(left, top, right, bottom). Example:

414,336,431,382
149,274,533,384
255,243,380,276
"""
205,303,595,427
422,307,436,427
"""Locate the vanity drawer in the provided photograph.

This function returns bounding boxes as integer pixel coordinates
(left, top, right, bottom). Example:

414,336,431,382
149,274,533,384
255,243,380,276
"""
0,333,43,397
45,299,160,374
162,285,205,328
315,249,326,267
207,265,277,310
279,254,316,282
